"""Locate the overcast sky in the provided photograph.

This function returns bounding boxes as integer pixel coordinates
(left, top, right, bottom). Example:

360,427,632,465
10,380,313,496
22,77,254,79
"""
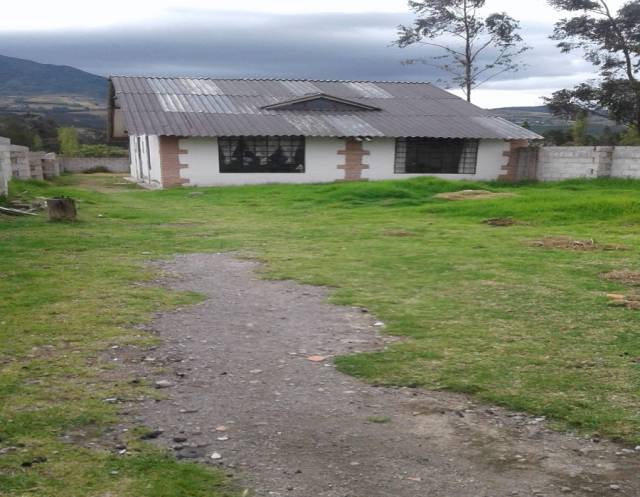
0,0,627,108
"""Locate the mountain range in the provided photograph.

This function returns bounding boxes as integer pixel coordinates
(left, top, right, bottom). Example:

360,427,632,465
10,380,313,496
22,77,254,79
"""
0,54,107,129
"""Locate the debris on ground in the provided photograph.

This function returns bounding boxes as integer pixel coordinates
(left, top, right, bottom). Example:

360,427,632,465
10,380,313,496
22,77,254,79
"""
47,197,77,222
528,237,626,251
483,217,518,227
0,198,46,216
434,190,514,201
154,380,174,389
606,293,640,310
602,270,640,286
306,355,327,362
383,229,416,237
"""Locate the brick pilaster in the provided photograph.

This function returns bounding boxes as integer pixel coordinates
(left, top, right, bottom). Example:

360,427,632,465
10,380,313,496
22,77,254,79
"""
337,139,370,180
498,139,530,182
159,136,189,187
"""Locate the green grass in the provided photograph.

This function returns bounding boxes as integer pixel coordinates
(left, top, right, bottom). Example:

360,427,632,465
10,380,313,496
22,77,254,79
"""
1,174,640,495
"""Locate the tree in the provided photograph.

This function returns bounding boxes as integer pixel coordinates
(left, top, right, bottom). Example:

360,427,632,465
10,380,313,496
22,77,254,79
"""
57,127,80,156
544,0,640,132
619,124,640,145
543,128,573,145
395,0,530,102
571,112,589,144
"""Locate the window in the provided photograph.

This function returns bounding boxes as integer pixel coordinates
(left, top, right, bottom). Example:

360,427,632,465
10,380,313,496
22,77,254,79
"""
394,138,479,175
218,136,305,173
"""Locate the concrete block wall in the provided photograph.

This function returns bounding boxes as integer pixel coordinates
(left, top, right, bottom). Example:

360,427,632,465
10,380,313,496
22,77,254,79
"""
28,152,45,181
10,145,31,180
611,147,640,177
60,157,130,174
538,146,640,181
42,153,60,179
0,137,10,196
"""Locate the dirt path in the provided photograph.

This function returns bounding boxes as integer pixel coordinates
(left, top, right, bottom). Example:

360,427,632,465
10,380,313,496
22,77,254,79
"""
132,254,640,497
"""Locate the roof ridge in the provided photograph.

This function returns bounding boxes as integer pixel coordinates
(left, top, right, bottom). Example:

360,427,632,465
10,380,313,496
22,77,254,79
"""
109,75,435,85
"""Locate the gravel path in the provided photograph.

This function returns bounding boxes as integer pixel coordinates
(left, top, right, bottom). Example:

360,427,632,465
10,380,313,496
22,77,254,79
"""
132,253,640,497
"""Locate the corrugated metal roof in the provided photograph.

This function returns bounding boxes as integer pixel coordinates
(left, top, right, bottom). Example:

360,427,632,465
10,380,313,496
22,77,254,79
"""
110,76,542,140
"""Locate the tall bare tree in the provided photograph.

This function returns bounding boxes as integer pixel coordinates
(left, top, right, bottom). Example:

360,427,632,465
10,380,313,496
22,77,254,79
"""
545,0,640,132
395,0,530,102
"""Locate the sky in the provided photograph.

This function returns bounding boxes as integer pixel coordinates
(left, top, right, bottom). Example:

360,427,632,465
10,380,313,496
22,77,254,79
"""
0,0,627,108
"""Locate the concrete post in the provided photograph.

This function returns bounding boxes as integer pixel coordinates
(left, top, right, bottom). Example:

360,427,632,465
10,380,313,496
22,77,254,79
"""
593,146,614,178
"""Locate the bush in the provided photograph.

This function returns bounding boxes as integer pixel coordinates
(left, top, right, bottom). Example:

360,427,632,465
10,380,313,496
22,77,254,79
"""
77,144,128,158
81,166,112,174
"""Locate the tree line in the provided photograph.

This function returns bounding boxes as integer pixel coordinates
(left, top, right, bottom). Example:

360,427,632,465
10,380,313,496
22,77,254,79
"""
397,0,640,145
0,114,127,157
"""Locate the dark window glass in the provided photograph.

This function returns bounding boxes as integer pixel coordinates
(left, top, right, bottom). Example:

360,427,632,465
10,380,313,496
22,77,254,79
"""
394,138,478,174
218,136,305,173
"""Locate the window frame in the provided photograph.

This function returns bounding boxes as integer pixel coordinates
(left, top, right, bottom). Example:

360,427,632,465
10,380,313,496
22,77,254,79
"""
394,137,479,175
218,136,306,174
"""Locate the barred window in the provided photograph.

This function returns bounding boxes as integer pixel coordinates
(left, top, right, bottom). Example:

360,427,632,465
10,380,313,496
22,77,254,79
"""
218,136,305,173
394,138,479,175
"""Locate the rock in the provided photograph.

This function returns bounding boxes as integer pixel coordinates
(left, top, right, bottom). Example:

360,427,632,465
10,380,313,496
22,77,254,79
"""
373,321,385,327
560,487,572,493
249,369,263,374
175,447,206,459
306,355,327,362
21,456,47,467
215,425,228,432
173,436,188,443
210,452,223,460
140,430,163,440
609,485,621,491
217,435,230,441
154,380,173,389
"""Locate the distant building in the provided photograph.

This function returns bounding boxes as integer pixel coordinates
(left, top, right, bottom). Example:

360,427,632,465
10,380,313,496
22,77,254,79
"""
108,77,541,188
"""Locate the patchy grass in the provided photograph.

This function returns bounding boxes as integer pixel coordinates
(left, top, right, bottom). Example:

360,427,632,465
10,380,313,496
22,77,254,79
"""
1,174,640,495
366,415,392,424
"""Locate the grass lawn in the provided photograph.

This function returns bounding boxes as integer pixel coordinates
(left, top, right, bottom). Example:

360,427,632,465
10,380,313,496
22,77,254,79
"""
2,173,640,494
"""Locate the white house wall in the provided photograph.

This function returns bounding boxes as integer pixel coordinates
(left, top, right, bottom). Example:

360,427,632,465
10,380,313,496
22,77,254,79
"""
174,137,510,187
147,135,163,183
129,135,162,185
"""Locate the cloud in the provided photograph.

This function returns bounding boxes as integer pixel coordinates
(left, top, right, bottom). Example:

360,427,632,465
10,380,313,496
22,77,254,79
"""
0,9,597,106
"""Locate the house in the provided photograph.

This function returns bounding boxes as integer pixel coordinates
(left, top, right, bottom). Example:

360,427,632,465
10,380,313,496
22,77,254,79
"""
107,77,541,188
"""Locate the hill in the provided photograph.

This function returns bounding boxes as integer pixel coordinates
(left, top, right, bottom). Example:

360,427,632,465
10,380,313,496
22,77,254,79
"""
0,54,106,99
490,105,623,135
0,54,107,130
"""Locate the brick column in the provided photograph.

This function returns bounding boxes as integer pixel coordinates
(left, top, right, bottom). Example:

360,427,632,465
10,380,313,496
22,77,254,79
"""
337,139,370,181
159,136,189,187
498,139,530,182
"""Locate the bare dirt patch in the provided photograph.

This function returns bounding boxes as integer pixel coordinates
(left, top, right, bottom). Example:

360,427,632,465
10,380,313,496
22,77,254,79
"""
603,270,640,286
529,237,628,251
483,217,518,227
383,229,416,237
434,190,514,201
606,293,640,310
116,254,640,497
